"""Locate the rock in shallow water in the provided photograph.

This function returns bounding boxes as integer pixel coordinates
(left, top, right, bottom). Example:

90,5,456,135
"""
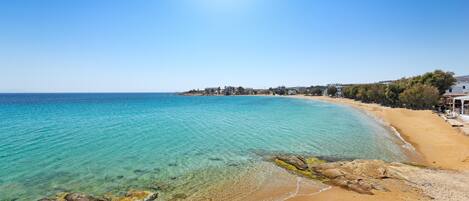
274,155,308,170
38,191,157,201
64,193,107,201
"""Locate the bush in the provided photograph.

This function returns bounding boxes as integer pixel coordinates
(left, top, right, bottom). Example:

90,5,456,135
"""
399,84,439,109
310,87,323,96
342,70,455,109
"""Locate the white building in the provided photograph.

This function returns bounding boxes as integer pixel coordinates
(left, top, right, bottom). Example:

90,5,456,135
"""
446,81,469,94
452,96,469,122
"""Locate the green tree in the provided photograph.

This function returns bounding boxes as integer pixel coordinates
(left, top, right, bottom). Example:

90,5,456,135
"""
237,87,245,95
327,86,338,96
366,84,386,103
399,84,439,109
356,86,369,102
310,86,323,96
384,83,405,107
418,70,456,95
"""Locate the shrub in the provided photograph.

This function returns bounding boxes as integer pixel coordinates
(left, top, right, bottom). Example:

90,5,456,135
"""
399,84,439,109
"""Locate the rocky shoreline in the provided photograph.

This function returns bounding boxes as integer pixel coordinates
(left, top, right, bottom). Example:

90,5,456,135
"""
38,154,469,201
273,155,469,201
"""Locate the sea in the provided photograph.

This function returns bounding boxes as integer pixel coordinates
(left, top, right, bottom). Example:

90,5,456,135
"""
0,93,409,200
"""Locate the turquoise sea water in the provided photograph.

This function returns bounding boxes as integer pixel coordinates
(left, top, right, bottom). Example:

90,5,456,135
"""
0,93,408,200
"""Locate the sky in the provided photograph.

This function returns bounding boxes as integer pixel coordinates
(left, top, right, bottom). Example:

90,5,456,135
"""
1,0,468,92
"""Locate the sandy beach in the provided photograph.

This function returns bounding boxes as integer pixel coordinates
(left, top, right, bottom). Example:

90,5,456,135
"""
295,95,469,170
282,95,469,201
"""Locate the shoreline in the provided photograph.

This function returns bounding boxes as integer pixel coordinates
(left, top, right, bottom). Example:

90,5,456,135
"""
26,94,469,201
290,95,469,171
189,94,469,200
272,95,469,201
293,95,423,164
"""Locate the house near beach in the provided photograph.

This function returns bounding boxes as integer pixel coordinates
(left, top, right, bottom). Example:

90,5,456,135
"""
446,80,469,94
451,96,469,122
443,76,469,123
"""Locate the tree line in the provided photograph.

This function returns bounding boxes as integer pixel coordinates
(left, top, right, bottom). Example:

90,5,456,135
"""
341,70,456,109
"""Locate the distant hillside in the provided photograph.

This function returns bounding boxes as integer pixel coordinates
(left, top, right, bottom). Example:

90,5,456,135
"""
455,75,469,82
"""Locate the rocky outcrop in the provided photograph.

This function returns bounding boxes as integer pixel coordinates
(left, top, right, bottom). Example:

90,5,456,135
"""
273,156,422,195
275,155,308,170
38,191,157,201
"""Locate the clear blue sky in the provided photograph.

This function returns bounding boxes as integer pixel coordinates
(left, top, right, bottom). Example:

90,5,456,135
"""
1,0,468,92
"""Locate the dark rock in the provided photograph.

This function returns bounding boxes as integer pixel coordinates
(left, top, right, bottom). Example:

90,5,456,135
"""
104,176,114,182
64,193,107,201
275,155,308,170
134,169,147,175
38,198,55,201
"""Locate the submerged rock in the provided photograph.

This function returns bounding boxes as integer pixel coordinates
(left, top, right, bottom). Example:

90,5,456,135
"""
64,193,107,201
119,191,158,201
38,191,157,201
38,198,55,201
274,155,308,170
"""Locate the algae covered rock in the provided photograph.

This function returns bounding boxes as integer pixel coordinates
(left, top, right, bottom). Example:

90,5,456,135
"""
275,155,308,170
64,193,108,201
115,191,158,201
272,155,404,195
38,191,157,201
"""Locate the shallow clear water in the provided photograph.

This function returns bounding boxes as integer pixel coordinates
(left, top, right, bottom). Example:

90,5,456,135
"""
0,93,407,200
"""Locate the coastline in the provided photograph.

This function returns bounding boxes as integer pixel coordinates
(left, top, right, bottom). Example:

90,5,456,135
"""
263,95,469,201
291,95,469,171
17,94,469,201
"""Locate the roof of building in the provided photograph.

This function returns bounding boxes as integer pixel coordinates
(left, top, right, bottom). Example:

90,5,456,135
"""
456,75,469,82
453,95,469,101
